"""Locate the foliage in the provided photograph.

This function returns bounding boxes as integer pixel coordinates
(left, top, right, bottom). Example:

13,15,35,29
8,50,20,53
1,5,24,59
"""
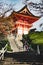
0,33,6,41
29,31,43,51
0,39,8,50
29,31,43,44
22,34,31,45
6,43,13,51
22,31,43,51
0,17,14,35
0,39,12,51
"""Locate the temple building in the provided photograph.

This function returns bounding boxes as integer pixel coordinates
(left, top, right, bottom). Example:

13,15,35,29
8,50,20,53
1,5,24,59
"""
10,5,39,37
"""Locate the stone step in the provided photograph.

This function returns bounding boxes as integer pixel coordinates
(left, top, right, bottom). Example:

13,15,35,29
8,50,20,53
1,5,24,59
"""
1,57,43,65
7,34,26,52
0,57,31,65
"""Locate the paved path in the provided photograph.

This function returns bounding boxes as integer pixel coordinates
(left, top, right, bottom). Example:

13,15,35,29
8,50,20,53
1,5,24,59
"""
0,57,31,65
1,52,43,65
7,34,26,52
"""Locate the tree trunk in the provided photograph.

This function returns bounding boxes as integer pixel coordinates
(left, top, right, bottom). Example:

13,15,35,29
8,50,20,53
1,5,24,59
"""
37,45,40,54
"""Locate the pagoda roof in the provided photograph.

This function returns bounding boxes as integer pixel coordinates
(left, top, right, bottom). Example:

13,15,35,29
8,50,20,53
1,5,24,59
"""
9,5,40,25
11,12,39,24
16,5,40,18
10,5,40,18
17,5,32,16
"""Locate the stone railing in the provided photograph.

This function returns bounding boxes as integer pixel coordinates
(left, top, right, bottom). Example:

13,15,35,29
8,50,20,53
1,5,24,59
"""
0,44,7,60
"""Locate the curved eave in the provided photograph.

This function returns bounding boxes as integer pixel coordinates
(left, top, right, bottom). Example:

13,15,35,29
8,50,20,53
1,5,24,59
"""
16,5,40,18
14,12,39,19
13,12,40,24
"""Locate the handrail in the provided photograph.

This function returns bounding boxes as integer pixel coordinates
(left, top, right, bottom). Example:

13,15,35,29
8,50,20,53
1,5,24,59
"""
0,44,7,60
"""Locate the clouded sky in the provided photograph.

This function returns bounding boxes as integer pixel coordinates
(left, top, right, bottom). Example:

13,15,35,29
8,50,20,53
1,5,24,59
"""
0,0,41,11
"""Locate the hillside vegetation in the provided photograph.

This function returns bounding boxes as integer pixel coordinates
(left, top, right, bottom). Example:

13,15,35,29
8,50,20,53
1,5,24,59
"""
29,32,43,44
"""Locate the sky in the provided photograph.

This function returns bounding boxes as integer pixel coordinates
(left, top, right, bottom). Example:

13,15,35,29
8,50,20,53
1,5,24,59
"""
0,0,42,16
0,0,42,11
0,0,24,11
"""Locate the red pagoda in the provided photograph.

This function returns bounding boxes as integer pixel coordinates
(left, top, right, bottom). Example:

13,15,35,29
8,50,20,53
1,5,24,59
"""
11,5,40,35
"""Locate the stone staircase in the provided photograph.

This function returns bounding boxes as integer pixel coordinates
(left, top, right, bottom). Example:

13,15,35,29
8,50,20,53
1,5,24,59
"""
7,34,26,52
